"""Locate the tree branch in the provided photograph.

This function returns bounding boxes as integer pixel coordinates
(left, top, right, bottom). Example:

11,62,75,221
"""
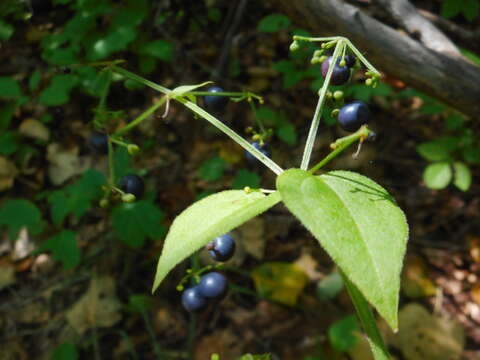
273,0,480,119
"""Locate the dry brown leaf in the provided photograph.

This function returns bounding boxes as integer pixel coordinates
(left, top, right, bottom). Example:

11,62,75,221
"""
47,143,91,185
66,276,121,335
396,303,464,360
294,252,323,281
0,156,18,191
401,254,436,298
19,118,50,142
194,328,243,360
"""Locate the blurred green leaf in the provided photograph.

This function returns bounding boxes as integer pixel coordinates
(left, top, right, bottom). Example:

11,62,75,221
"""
87,26,137,61
441,0,463,18
328,315,359,352
463,0,480,21
460,48,480,66
48,169,106,225
0,19,14,41
140,40,173,62
198,156,225,182
453,161,472,191
112,200,166,247
0,199,44,239
0,77,22,99
29,70,42,92
127,294,153,313
257,13,291,32
232,169,261,189
462,146,480,164
51,342,78,360
41,230,80,269
277,121,297,145
0,131,20,155
416,137,459,162
0,103,16,129
39,74,78,106
423,162,452,189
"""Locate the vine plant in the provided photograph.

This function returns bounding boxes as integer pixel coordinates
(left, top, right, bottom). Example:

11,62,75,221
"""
101,36,407,360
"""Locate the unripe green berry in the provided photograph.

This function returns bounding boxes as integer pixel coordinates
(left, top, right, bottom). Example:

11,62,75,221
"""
365,78,373,86
127,144,140,155
122,193,136,203
99,198,109,208
333,90,344,100
289,41,300,52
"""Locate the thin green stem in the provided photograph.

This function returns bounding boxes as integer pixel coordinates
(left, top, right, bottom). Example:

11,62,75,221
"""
114,97,167,136
112,66,283,175
344,39,381,77
248,100,266,134
308,126,370,174
301,40,345,170
341,271,391,360
293,35,342,42
107,137,115,185
142,312,163,360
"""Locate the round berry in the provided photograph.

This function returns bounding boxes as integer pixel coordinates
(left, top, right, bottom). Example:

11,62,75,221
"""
245,141,270,163
207,233,236,262
344,54,356,68
321,57,351,85
181,286,207,312
204,86,229,111
338,101,371,132
198,272,228,299
119,174,145,198
88,132,109,154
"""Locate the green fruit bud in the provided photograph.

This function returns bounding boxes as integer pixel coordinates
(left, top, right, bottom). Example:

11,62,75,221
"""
333,90,344,100
331,109,340,117
313,49,324,58
311,57,320,65
122,193,136,203
289,41,300,52
339,60,346,67
127,144,140,155
99,198,109,208
318,55,327,63
365,78,373,86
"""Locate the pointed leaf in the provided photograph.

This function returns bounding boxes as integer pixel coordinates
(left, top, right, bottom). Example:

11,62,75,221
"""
171,81,212,98
152,190,281,292
277,169,408,330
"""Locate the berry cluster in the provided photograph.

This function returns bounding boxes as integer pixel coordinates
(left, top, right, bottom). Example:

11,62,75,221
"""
181,233,235,312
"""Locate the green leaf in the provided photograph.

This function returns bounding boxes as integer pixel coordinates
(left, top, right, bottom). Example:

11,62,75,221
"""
171,81,212,98
112,200,165,248
41,230,81,269
276,121,297,145
140,40,173,62
48,169,106,225
328,315,359,352
29,70,42,92
87,26,137,61
113,147,135,180
441,0,462,18
257,13,291,33
462,146,480,164
152,190,282,292
237,354,271,360
0,131,20,155
52,342,78,360
0,103,16,129
39,74,77,106
0,77,22,99
127,294,153,313
423,162,452,189
463,0,480,21
453,161,472,191
460,48,480,66
277,169,408,330
0,19,14,41
416,137,459,162
232,169,261,189
198,156,226,182
0,199,44,240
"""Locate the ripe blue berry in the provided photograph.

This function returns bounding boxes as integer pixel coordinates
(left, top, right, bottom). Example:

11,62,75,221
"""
204,86,228,111
338,101,371,132
245,141,270,163
181,286,207,312
88,132,109,154
321,57,351,85
207,233,236,262
198,272,228,299
344,54,356,68
119,174,145,198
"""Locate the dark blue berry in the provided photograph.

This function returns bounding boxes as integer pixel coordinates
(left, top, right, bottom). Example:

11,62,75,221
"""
321,57,351,85
207,233,236,262
181,286,207,312
198,272,228,299
88,132,109,154
338,101,371,132
119,174,145,198
204,86,229,111
245,141,270,163
344,55,356,68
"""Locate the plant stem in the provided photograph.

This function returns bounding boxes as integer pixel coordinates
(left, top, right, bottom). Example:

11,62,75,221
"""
308,126,369,174
341,271,391,360
107,137,115,185
112,66,283,175
301,40,344,170
114,97,167,136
